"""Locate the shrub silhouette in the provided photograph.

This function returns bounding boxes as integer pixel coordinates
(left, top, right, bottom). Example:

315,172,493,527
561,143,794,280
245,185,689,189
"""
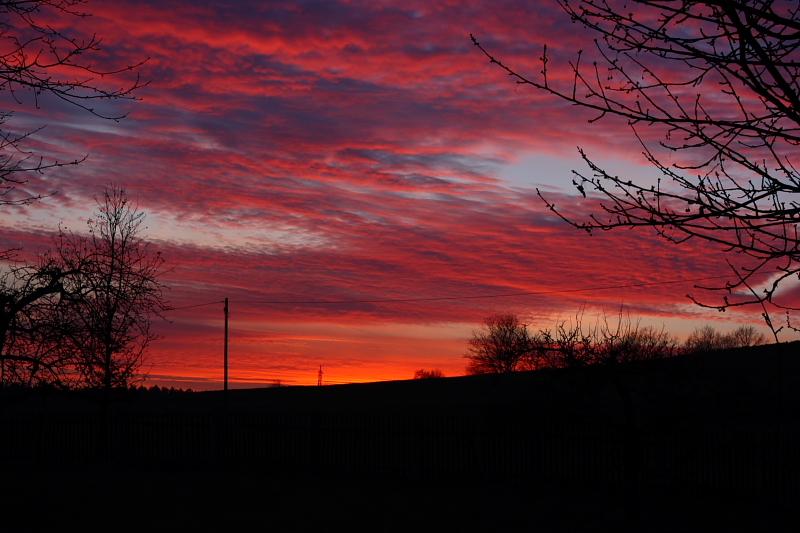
685,324,766,353
413,369,444,379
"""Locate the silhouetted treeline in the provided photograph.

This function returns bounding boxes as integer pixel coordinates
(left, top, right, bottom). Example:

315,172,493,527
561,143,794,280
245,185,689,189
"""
465,311,766,375
464,311,783,519
131,385,194,395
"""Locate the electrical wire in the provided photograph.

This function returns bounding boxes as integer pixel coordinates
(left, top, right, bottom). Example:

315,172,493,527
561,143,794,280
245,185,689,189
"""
166,272,769,310
231,273,766,305
169,300,225,311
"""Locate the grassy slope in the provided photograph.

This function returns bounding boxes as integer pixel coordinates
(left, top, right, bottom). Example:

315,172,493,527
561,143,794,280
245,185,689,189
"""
3,343,799,531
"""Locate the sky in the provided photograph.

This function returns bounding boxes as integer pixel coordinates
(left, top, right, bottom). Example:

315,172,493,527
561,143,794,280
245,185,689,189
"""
1,0,789,388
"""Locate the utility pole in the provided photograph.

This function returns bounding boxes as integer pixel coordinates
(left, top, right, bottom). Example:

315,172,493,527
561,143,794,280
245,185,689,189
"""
224,297,229,410
318,364,323,387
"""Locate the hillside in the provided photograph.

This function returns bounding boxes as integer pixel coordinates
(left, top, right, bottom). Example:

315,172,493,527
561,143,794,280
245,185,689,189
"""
5,341,798,427
1,342,798,531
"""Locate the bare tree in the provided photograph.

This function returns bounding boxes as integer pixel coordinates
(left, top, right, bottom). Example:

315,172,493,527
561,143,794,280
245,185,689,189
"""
730,324,767,348
685,323,766,352
1,186,168,394
0,0,146,207
535,308,678,369
685,324,729,353
56,185,168,396
532,308,595,369
471,1,800,333
465,313,534,374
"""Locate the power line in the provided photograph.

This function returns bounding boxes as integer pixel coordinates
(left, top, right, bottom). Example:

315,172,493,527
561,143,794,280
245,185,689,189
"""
169,300,225,311
165,272,771,310
228,273,764,306
163,271,773,391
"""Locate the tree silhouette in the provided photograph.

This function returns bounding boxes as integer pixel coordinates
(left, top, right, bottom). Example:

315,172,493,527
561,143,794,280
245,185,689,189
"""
472,1,800,328
465,313,533,374
413,368,444,379
56,185,168,396
0,0,146,209
684,323,766,352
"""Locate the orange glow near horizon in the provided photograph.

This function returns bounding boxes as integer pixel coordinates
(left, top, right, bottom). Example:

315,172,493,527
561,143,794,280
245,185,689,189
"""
147,319,472,388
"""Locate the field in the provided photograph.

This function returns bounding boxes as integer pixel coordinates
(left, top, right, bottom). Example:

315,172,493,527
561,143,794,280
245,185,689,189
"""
2,343,799,531
4,462,798,531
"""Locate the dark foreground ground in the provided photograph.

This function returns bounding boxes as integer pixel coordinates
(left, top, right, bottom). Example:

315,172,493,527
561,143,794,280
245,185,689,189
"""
3,344,799,531
4,462,797,532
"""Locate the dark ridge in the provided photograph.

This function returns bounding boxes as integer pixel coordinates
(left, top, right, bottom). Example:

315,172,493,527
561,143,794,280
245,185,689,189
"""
3,341,798,423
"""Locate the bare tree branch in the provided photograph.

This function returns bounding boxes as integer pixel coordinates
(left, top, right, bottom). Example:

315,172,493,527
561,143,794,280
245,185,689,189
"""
0,0,147,206
472,0,800,318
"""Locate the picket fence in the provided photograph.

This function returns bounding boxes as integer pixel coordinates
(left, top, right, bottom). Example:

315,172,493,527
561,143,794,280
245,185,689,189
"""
1,411,797,499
